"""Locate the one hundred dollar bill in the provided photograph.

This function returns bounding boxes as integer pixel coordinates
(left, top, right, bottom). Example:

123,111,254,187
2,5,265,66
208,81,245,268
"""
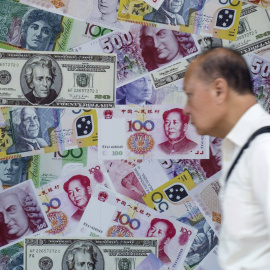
75,184,197,268
117,0,242,41
223,4,270,54
0,51,116,108
73,23,200,86
0,180,51,250
98,106,209,160
37,168,111,236
24,237,158,270
0,146,111,190
116,73,187,106
143,171,219,270
0,107,98,159
1,0,112,52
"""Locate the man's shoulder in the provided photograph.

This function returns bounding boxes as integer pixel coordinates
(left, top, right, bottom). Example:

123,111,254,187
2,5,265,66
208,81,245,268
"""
143,9,165,21
36,137,48,147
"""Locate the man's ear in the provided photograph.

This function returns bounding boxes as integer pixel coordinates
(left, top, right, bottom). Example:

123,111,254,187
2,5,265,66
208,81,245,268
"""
183,123,188,132
164,237,171,246
212,78,228,104
87,186,92,195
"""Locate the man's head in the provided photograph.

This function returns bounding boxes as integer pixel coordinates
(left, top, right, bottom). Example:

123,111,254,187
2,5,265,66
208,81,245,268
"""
66,243,98,270
147,218,176,250
183,48,255,138
0,159,24,185
197,36,213,51
0,193,29,241
63,175,91,210
22,9,62,51
98,0,119,15
25,57,57,99
12,108,40,139
162,108,189,143
210,137,222,167
162,0,184,14
118,258,131,270
122,77,153,104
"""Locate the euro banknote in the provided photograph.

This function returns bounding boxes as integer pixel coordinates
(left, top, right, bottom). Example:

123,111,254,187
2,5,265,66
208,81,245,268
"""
75,184,197,269
24,237,158,270
37,168,111,236
143,171,219,270
0,180,51,250
0,146,110,190
98,106,209,160
1,0,112,52
0,51,116,108
73,23,200,86
0,107,98,159
117,0,242,41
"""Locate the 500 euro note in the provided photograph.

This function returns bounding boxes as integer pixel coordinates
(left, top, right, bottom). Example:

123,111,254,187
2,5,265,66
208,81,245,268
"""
0,107,98,159
73,23,199,86
75,184,197,269
0,0,112,52
117,0,242,41
98,106,209,160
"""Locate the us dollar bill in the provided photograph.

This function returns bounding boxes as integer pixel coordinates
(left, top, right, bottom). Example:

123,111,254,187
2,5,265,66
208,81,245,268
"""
0,51,116,108
24,237,158,270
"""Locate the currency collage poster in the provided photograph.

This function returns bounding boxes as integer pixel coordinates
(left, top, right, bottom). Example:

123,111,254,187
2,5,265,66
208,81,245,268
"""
0,0,268,269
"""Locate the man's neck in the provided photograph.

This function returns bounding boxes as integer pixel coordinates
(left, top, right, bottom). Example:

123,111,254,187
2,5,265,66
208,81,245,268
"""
101,12,117,23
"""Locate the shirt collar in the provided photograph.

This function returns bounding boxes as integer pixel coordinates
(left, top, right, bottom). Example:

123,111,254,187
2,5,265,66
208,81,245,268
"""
225,104,265,147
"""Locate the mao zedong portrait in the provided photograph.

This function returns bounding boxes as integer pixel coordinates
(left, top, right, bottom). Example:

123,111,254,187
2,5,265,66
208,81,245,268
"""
158,108,197,154
146,218,176,264
66,242,102,270
140,26,194,71
117,77,153,105
23,56,59,105
21,9,62,51
0,189,44,247
63,175,92,222
6,108,48,154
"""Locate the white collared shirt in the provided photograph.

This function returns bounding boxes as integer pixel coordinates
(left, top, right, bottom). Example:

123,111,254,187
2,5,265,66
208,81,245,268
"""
218,104,270,269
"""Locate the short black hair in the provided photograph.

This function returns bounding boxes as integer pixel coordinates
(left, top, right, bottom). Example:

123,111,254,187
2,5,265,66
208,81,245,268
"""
196,47,253,95
162,108,190,125
150,218,176,239
63,175,90,193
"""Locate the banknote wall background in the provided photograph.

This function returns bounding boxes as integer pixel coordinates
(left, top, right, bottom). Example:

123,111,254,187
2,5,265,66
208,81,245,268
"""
0,0,269,269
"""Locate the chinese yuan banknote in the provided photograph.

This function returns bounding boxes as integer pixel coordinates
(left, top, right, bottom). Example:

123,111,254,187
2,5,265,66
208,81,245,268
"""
0,107,98,159
73,24,200,86
0,51,116,108
1,0,112,52
0,180,51,250
98,106,209,160
24,237,158,270
75,184,197,269
115,74,187,106
143,171,219,270
223,5,270,55
117,0,242,41
37,168,111,236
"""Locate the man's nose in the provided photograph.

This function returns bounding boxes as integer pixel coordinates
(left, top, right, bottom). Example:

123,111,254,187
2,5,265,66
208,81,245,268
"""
144,80,152,90
153,37,161,48
2,212,10,224
4,161,12,171
35,28,42,37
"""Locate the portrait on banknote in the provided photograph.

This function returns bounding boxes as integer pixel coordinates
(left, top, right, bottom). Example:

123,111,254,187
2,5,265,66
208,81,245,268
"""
0,157,30,190
146,218,176,264
140,28,195,71
21,55,62,105
63,174,92,222
0,247,24,270
0,180,50,250
196,36,223,52
158,108,197,155
62,240,104,270
8,8,62,51
116,76,154,105
6,108,50,154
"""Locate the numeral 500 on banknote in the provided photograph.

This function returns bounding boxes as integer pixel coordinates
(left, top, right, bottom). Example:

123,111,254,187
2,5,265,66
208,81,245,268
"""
98,106,209,159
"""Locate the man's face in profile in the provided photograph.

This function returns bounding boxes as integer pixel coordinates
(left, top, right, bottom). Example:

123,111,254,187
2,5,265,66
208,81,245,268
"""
147,221,169,248
32,65,52,98
98,0,119,15
124,77,153,104
67,179,91,209
26,20,52,51
74,250,95,270
163,0,183,13
0,193,29,239
143,27,180,64
20,108,40,139
164,111,184,141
